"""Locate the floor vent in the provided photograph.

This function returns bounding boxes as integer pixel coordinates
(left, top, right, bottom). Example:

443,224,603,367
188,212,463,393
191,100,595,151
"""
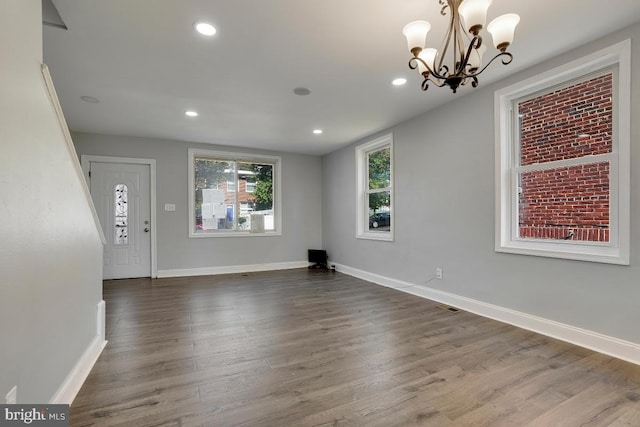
436,304,460,313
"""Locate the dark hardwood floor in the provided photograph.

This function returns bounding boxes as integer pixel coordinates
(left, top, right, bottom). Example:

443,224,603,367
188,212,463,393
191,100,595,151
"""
71,269,640,426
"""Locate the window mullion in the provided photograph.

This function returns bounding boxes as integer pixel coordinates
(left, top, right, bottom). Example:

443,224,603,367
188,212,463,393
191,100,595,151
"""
366,187,391,195
233,161,239,231
517,153,613,173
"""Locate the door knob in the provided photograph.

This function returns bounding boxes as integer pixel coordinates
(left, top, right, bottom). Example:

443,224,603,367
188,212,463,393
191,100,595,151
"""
144,228,150,232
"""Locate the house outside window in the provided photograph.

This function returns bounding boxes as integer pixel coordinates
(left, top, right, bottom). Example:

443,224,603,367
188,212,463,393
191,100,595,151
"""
495,40,630,264
356,134,394,241
189,149,281,237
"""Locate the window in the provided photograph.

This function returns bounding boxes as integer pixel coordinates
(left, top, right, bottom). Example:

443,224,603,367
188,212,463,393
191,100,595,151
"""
356,134,394,241
495,40,630,264
189,149,281,237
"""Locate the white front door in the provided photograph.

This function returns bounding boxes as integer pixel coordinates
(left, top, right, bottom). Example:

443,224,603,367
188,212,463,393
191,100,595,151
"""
89,161,151,279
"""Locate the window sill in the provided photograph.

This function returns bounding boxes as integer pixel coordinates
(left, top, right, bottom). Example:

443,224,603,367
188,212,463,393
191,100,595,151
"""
189,231,282,239
357,232,394,242
496,240,628,265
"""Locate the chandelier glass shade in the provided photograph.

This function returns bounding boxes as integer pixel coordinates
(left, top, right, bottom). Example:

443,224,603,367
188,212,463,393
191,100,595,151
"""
403,0,519,93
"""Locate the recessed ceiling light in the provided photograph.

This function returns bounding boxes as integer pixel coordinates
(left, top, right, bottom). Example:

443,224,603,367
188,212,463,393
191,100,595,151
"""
313,129,323,135
392,78,407,86
185,110,199,117
194,22,216,36
80,95,99,103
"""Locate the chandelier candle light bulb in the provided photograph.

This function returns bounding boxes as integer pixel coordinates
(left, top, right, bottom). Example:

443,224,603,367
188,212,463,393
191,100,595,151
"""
403,0,519,93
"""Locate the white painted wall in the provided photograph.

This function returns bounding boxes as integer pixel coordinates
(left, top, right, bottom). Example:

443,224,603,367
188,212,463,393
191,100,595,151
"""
73,132,323,274
0,0,104,403
322,23,640,347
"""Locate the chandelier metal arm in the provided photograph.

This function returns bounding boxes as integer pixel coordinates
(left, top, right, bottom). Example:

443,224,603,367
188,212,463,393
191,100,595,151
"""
471,51,513,77
408,56,449,81
435,1,457,76
460,34,483,73
421,75,450,92
410,49,511,93
408,41,513,93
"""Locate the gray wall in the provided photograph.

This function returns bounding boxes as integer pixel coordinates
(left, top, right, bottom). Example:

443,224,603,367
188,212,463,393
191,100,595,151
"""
0,0,104,403
73,133,323,272
322,22,640,345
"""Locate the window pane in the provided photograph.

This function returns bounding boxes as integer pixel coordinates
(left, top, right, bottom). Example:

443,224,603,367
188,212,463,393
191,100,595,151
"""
194,158,235,231
368,191,391,232
518,73,612,166
114,184,128,245
518,162,609,242
368,148,390,190
237,162,274,231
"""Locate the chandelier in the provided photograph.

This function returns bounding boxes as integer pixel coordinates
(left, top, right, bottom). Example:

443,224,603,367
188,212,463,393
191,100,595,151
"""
403,0,519,93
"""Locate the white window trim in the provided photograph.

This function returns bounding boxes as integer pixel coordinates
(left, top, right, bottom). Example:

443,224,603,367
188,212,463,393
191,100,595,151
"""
188,148,282,238
356,133,394,241
494,40,630,265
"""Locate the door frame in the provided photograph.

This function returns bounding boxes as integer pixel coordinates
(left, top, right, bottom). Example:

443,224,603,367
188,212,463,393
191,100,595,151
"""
81,155,158,278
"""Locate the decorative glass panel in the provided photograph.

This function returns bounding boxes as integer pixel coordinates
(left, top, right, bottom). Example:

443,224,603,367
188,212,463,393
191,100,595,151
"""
114,184,128,245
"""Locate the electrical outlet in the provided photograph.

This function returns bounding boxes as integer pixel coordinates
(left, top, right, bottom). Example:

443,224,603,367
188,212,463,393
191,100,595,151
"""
6,385,17,404
436,268,443,280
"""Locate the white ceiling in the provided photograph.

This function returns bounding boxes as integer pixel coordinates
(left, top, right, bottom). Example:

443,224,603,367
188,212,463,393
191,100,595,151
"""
43,0,640,156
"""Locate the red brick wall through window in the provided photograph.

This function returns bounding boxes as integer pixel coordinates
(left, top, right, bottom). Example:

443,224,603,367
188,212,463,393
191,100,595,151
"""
517,73,612,242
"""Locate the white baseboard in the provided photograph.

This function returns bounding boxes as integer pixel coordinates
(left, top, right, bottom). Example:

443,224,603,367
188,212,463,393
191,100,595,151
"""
50,300,108,405
334,263,640,366
157,261,309,278
97,300,106,343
